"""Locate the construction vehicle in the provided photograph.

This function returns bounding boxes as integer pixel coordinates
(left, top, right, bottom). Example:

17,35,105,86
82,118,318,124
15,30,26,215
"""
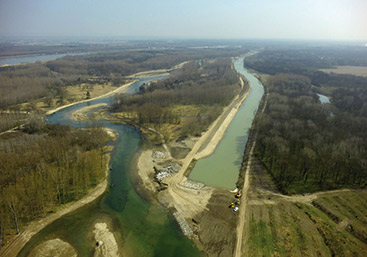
235,190,242,198
229,202,235,208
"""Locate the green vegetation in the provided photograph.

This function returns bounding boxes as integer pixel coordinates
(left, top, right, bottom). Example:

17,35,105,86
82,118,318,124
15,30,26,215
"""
312,191,367,244
0,121,109,246
245,201,331,257
299,200,367,256
245,192,367,257
247,48,367,194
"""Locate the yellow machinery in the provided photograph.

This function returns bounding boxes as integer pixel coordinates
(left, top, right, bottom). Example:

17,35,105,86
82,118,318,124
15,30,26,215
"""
235,190,242,198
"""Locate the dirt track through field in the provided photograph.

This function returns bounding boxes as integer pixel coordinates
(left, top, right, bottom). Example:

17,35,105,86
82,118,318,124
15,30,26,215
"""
234,143,254,257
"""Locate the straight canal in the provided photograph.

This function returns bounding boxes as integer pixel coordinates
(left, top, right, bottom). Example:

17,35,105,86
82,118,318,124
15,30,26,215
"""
189,56,265,189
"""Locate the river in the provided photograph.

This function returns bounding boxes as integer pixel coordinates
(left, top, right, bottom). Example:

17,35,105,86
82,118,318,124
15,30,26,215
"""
18,77,202,257
0,52,88,66
189,57,264,190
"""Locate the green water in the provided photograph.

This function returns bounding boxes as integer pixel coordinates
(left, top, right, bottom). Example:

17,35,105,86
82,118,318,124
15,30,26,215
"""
189,57,264,189
18,79,202,257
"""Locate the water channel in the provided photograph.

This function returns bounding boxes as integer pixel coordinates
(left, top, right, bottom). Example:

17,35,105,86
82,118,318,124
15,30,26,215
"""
0,52,88,66
317,93,330,104
189,57,264,190
18,77,202,257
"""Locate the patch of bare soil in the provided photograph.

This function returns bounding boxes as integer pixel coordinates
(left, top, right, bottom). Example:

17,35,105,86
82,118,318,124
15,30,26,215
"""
136,150,157,193
28,238,77,257
193,189,238,257
169,146,191,159
93,223,120,257
320,66,367,77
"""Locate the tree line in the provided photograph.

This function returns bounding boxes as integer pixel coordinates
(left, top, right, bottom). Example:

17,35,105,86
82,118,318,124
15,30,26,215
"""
0,122,108,246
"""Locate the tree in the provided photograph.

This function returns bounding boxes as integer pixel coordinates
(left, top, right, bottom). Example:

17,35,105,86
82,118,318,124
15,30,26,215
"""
86,90,91,100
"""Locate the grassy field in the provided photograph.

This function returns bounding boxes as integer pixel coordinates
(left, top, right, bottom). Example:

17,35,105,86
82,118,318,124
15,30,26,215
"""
243,191,367,257
241,158,367,257
16,83,119,113
320,66,367,77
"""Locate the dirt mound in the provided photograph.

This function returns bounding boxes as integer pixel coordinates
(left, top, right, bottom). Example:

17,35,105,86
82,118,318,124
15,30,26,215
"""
28,238,77,257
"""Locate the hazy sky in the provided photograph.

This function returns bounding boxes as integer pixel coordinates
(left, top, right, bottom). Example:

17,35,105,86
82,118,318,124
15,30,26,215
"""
0,0,366,40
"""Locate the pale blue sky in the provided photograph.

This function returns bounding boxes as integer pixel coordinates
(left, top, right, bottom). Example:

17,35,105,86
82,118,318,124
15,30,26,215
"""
0,0,366,40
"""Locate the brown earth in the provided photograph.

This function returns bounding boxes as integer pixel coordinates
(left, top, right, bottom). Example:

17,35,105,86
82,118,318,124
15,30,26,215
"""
320,66,367,77
27,238,77,257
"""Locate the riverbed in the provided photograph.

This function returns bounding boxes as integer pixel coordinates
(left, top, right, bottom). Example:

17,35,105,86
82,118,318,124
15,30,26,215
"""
189,57,264,190
18,76,202,257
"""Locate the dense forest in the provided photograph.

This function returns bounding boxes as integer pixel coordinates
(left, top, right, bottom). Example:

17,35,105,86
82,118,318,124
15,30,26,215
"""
247,48,367,194
0,122,108,245
111,58,241,139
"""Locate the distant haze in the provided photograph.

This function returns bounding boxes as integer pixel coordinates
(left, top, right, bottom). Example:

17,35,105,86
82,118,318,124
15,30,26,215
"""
0,0,366,41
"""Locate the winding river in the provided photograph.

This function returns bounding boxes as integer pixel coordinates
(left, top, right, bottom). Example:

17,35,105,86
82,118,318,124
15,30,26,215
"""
189,57,264,189
18,77,202,257
17,55,264,256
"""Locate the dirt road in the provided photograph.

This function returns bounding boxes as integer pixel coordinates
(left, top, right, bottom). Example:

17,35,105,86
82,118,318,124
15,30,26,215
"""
234,142,254,257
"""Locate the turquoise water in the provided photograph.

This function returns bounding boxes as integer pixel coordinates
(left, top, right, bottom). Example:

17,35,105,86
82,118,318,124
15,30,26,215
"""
18,77,202,257
189,57,264,190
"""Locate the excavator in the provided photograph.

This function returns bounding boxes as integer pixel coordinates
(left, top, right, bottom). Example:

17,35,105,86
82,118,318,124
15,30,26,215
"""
235,190,242,198
228,199,241,212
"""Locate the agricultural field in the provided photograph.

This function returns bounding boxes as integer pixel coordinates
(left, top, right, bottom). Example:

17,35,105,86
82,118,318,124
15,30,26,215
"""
241,158,367,257
320,66,367,77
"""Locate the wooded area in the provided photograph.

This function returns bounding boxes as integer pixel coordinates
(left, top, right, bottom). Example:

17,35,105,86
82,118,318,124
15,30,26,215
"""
248,48,367,194
0,122,108,245
111,58,241,139
0,48,245,109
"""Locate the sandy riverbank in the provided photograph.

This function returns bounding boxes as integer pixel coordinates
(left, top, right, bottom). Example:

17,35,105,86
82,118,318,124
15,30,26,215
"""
125,61,188,79
93,223,120,257
71,103,108,121
28,239,77,257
